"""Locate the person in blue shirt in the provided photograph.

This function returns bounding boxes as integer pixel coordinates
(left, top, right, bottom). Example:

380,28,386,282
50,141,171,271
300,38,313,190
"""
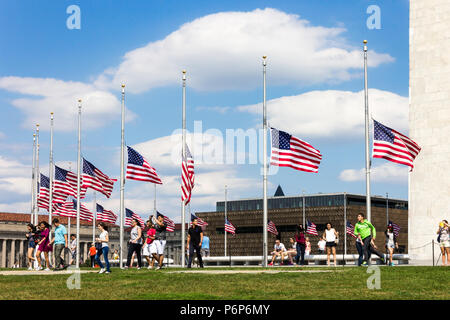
50,218,68,271
201,233,210,257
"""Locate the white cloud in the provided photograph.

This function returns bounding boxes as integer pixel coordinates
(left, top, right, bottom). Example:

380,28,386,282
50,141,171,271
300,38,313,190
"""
0,77,135,132
238,89,408,138
94,8,393,93
0,201,31,213
339,162,408,184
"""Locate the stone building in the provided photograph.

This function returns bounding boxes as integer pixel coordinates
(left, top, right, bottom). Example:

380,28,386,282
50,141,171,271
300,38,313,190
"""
409,0,450,264
196,191,408,257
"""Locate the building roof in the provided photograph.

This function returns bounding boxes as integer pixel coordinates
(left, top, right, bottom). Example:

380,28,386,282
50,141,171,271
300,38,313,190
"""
0,212,115,227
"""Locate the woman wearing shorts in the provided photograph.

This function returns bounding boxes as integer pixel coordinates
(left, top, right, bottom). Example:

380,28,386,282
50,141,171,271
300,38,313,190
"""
323,223,339,267
26,223,36,270
36,221,52,271
437,220,449,266
385,225,398,266
143,220,158,269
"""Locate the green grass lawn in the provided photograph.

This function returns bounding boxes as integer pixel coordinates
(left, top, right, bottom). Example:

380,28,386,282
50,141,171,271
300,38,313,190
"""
0,266,448,300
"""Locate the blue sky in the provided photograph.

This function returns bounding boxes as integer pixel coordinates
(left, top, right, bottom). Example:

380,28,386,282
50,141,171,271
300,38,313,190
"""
0,0,410,221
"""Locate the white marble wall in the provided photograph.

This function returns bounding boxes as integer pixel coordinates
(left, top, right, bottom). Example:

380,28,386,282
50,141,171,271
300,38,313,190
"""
409,0,450,264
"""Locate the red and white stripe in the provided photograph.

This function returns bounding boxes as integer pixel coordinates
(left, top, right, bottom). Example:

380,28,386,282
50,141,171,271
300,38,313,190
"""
267,220,278,236
127,159,162,184
181,144,195,205
53,200,94,222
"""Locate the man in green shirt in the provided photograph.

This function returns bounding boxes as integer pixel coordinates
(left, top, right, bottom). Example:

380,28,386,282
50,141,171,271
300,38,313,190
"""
354,213,385,266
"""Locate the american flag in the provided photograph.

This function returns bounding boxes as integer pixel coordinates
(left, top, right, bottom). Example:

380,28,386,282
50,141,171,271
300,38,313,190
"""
267,220,278,236
388,220,400,237
126,146,162,184
54,165,85,200
346,221,357,238
191,214,208,227
306,220,318,236
125,208,145,228
225,219,236,235
270,127,322,173
157,211,175,232
53,198,94,222
96,203,117,224
181,144,195,205
37,174,50,210
372,120,421,170
82,158,116,198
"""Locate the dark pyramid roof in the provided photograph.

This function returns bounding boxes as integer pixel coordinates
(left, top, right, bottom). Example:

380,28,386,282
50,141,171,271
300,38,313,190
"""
274,185,285,197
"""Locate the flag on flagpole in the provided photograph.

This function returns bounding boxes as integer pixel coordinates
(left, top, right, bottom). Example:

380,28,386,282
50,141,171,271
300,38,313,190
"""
372,119,421,170
125,208,145,227
53,198,94,222
37,173,50,210
181,144,195,205
346,221,357,238
96,203,117,224
191,213,208,227
82,158,116,198
54,165,86,200
388,220,400,237
270,127,322,173
225,219,236,235
306,220,318,235
126,146,162,184
267,220,278,235
157,211,175,232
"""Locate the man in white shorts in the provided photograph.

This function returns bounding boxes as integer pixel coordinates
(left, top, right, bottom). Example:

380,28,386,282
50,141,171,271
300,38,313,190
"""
153,213,167,269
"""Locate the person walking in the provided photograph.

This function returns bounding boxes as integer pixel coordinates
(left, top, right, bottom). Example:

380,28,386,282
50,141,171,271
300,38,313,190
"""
126,219,143,269
50,218,68,271
35,221,52,271
437,220,449,266
143,220,158,269
294,224,306,266
323,223,339,267
187,217,204,268
95,222,111,274
385,225,398,266
354,213,385,266
69,234,77,265
201,233,210,257
25,223,37,271
153,214,167,270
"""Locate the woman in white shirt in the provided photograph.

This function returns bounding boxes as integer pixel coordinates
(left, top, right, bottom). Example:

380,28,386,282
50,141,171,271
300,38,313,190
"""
323,223,339,267
95,222,110,274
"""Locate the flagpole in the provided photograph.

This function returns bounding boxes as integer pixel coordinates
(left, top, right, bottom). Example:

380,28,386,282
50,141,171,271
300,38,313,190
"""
35,124,40,226
262,56,268,268
49,113,54,239
92,191,96,243
302,190,306,228
344,192,347,256
68,162,72,241
154,184,157,215
31,133,36,223
76,99,82,269
119,84,126,269
363,40,372,222
181,69,187,268
386,192,389,226
224,185,227,257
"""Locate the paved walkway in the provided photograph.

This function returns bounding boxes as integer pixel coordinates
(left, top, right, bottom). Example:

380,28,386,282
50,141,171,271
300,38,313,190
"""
167,269,335,274
0,269,97,276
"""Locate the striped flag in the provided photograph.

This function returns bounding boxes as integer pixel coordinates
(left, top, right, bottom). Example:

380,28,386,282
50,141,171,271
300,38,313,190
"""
191,214,208,227
96,203,117,224
126,146,162,184
388,220,400,237
225,219,236,235
346,221,357,238
125,208,145,228
270,127,322,173
157,211,175,232
306,220,318,236
37,174,50,210
82,158,116,198
372,119,421,170
54,165,85,200
53,198,94,222
267,220,278,235
181,144,195,205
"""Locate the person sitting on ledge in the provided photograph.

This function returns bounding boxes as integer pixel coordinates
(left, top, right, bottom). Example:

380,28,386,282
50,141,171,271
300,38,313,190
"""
269,239,286,266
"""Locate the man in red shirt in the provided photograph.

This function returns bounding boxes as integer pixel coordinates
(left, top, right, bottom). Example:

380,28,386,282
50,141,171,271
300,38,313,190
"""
143,220,158,269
